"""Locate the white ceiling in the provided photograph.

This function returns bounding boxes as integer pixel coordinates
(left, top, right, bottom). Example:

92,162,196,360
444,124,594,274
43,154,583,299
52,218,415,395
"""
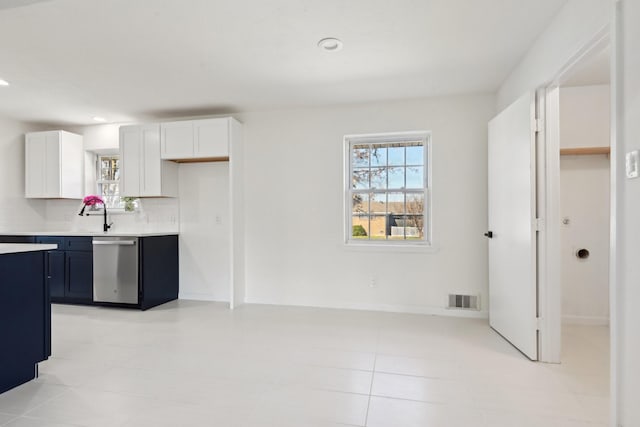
0,0,568,125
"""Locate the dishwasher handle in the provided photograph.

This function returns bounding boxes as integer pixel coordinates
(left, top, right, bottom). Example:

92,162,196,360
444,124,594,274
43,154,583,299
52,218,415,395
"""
92,240,137,246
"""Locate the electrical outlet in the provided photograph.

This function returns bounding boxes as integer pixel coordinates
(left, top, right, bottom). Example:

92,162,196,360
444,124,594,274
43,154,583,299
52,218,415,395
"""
369,278,377,288
215,215,222,225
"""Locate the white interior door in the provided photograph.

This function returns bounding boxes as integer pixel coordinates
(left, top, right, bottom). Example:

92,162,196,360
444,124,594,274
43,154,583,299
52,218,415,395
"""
488,92,538,360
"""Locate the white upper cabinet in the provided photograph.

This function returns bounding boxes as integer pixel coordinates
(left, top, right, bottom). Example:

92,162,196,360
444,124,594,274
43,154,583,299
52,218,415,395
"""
194,118,229,158
120,124,178,198
119,126,142,197
25,131,83,199
161,117,231,160
160,121,194,160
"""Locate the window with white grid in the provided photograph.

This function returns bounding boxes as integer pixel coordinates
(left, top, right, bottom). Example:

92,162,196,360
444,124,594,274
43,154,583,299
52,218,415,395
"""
345,132,430,245
96,155,125,210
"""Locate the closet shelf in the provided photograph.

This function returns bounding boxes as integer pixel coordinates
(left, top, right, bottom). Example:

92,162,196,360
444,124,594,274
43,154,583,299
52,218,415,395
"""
560,147,610,156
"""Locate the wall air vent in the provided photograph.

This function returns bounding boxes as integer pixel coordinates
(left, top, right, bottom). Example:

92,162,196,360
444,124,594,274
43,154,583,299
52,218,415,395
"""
447,294,480,310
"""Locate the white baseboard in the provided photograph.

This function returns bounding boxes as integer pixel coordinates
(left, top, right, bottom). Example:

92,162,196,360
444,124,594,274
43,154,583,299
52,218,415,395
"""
179,292,229,303
562,315,609,326
243,297,489,319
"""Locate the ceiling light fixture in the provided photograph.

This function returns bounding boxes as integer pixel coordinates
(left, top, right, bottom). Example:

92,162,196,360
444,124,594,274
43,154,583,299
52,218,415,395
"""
93,116,107,122
0,79,9,86
317,37,343,52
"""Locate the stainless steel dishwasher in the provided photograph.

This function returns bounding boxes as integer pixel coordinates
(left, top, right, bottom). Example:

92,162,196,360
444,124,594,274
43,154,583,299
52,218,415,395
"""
92,237,139,304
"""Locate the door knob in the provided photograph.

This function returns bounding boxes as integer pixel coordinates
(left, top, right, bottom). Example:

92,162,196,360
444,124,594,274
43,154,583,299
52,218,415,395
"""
484,231,493,238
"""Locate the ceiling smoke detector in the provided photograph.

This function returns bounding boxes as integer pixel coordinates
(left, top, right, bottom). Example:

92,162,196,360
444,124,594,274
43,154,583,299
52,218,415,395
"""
317,37,343,52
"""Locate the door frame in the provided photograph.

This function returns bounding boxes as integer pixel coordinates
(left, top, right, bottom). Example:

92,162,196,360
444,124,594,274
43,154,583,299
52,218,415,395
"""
537,26,611,364
536,10,618,426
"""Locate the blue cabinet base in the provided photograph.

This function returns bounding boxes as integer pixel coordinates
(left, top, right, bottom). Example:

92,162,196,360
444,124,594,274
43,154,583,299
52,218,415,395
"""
0,251,50,394
0,235,179,312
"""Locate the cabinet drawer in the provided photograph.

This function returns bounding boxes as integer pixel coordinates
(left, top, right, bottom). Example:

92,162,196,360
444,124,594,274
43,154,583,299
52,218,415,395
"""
65,237,93,252
35,236,65,251
0,236,35,243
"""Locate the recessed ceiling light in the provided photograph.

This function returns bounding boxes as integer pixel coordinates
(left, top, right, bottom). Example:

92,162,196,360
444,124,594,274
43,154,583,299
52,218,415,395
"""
0,79,9,86
93,116,107,122
317,37,343,52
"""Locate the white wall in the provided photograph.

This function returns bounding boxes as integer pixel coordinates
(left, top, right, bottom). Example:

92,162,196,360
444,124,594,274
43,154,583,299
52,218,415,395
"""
76,123,121,152
617,1,640,425
560,158,609,324
497,0,611,110
237,94,495,316
560,86,610,325
0,116,47,231
560,86,611,149
178,162,230,301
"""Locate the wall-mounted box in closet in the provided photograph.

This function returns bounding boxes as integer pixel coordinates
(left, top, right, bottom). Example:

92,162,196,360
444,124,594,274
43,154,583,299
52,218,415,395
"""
160,117,233,161
25,131,84,199
119,124,178,197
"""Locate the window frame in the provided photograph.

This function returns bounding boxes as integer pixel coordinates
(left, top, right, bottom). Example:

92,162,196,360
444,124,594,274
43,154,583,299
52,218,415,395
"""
94,154,126,212
344,131,432,247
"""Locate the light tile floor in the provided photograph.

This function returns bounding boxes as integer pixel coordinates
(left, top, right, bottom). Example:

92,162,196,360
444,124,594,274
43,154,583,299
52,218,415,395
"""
0,302,609,426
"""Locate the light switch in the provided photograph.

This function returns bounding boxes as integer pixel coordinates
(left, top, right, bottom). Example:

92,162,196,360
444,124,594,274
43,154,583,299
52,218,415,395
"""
626,150,639,179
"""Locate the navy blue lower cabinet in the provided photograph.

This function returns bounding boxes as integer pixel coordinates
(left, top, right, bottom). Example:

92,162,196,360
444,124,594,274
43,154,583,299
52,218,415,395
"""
139,235,179,310
47,250,65,299
12,234,178,311
0,251,50,394
65,251,93,301
0,236,35,243
36,236,93,303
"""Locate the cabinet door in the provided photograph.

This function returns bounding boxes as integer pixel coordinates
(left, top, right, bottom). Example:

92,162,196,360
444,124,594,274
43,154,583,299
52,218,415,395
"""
25,133,47,198
35,237,65,300
25,131,82,199
120,126,142,197
194,118,229,158
47,251,65,299
44,132,61,197
161,121,193,159
58,132,83,199
65,251,93,301
141,125,162,196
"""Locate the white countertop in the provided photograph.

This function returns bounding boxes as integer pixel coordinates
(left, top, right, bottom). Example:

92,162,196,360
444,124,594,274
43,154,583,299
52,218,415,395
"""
0,243,58,255
1,231,178,237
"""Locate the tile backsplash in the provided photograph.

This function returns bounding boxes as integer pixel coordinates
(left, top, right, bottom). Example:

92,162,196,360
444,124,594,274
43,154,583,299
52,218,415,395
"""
43,198,179,233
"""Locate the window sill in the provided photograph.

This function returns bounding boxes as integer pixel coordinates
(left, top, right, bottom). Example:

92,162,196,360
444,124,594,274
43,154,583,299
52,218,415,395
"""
344,241,439,253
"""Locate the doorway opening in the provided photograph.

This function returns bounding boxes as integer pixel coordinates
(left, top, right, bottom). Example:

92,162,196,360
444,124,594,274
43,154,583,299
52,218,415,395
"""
554,42,611,422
